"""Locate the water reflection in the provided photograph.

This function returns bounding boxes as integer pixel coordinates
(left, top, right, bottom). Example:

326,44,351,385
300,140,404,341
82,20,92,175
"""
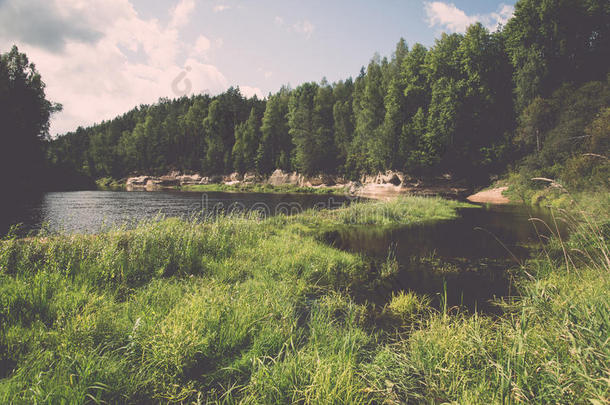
327,205,568,313
0,190,357,236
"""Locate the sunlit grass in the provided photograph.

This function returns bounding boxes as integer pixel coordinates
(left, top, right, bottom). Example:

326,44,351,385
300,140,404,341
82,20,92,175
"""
0,194,607,403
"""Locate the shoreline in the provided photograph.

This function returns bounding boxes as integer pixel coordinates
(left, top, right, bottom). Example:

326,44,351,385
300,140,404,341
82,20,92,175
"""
466,186,510,204
116,169,477,202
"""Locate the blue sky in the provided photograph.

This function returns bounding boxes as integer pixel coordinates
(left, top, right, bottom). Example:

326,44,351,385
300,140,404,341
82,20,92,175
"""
0,0,515,134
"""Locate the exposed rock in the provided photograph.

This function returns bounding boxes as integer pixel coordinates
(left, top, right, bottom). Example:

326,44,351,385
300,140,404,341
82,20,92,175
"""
361,171,404,186
304,174,337,187
124,169,471,200
267,169,301,186
242,172,259,183
125,176,149,191
266,169,349,188
177,174,202,185
223,172,243,182
346,181,362,195
159,176,180,186
198,175,223,185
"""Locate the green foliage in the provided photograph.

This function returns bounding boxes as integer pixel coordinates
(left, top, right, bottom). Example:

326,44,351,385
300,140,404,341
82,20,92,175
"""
288,81,338,175
509,79,610,200
232,107,262,173
11,0,608,190
0,46,61,191
0,196,465,403
257,88,291,174
1,195,609,403
95,177,124,190
505,0,610,111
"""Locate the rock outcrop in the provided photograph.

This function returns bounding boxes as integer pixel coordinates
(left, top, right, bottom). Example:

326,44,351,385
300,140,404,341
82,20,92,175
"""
125,169,471,199
126,173,204,190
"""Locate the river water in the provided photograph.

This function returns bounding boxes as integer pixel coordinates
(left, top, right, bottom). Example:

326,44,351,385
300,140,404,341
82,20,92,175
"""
0,190,357,236
1,191,565,313
326,204,566,313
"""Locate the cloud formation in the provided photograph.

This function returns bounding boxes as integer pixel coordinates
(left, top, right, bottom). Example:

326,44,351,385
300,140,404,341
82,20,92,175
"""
239,85,263,98
274,16,314,39
213,5,231,12
293,20,315,39
169,0,196,29
0,0,102,52
0,0,235,134
424,2,514,34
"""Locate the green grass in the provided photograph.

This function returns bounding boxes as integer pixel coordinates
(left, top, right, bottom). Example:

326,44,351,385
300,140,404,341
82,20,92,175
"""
0,195,608,403
96,177,125,191
182,182,347,195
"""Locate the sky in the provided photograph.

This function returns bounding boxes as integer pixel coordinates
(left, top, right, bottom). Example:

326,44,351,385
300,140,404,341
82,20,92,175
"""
0,0,515,135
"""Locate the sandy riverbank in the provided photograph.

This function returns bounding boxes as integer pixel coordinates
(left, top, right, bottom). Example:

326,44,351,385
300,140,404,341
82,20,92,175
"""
466,187,510,204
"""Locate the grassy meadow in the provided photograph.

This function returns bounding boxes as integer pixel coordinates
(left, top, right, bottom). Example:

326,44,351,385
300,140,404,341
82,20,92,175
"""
0,195,608,404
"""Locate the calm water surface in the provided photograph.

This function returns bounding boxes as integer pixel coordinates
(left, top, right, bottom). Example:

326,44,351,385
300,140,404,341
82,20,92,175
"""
327,204,567,312
1,191,566,313
0,190,356,236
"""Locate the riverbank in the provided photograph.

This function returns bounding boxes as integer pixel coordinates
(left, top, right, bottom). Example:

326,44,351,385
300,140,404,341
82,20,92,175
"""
182,182,347,195
467,186,510,204
1,194,607,403
120,169,472,200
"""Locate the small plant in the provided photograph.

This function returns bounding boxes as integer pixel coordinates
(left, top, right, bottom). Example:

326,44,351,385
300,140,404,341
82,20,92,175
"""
385,291,430,322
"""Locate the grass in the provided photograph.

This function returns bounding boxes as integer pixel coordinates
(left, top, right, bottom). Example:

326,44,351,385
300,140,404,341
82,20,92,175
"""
0,195,608,403
181,183,347,195
96,177,125,191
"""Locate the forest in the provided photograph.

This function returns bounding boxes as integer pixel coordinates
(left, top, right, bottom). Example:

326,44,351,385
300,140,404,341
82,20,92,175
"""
1,1,610,403
2,0,609,190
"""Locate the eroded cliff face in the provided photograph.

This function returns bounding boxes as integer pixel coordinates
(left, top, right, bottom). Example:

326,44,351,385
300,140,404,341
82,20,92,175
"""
125,169,470,199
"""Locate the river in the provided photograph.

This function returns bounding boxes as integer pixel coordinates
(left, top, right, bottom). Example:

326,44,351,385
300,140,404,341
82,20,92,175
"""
0,190,357,236
1,190,565,313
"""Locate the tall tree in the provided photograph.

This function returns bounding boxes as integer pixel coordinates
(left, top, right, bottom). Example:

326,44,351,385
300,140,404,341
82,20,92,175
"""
288,83,318,174
505,0,610,111
202,100,229,173
398,43,430,170
257,88,291,174
0,46,61,190
352,59,386,172
332,79,354,169
232,107,262,173
312,79,337,173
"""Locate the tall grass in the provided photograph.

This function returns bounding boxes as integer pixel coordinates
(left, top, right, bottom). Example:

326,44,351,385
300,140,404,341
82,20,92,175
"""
0,194,608,403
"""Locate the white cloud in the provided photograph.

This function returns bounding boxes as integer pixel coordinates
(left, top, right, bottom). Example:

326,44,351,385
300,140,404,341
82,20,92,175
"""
258,67,273,79
424,2,514,34
239,85,263,98
169,0,196,29
489,4,514,28
213,4,230,12
0,0,229,134
275,16,315,39
192,35,211,57
293,20,315,39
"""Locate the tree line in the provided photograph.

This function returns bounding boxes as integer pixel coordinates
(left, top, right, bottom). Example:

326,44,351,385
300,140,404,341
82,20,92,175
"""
3,0,609,190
